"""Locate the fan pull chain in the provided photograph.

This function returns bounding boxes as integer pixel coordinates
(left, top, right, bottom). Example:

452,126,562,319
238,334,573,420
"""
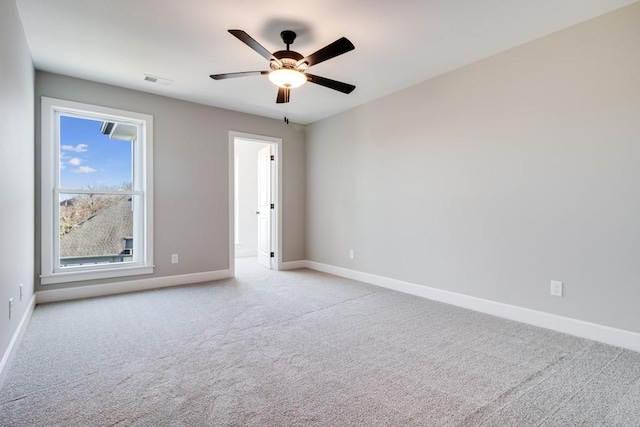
284,92,290,124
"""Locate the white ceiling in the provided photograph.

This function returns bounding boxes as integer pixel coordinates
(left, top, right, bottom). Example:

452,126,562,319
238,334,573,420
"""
15,0,638,124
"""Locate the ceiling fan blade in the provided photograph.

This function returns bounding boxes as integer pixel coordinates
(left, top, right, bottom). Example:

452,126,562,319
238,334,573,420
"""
276,87,290,104
305,73,356,94
210,71,269,80
298,37,355,68
228,30,281,64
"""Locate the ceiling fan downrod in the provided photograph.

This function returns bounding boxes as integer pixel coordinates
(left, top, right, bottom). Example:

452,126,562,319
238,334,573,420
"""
280,30,296,51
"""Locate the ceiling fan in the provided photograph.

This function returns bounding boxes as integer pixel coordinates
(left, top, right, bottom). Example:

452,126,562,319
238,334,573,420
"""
210,30,356,109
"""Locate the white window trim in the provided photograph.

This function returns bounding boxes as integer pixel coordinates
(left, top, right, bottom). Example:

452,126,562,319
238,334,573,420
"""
40,97,154,285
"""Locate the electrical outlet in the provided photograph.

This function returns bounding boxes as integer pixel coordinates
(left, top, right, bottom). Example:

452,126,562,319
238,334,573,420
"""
349,249,354,259
550,280,563,297
171,254,179,264
20,284,23,301
9,298,13,319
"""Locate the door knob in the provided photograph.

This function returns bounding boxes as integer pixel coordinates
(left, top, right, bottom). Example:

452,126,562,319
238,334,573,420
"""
256,211,260,214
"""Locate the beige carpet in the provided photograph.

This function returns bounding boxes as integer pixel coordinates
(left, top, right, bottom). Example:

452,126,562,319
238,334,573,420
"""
1,258,639,426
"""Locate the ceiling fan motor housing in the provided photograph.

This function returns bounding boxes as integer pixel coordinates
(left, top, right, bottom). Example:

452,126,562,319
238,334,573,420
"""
271,53,304,71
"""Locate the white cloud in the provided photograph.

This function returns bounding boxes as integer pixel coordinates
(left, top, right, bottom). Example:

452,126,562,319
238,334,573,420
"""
74,166,97,174
68,157,82,166
61,144,88,153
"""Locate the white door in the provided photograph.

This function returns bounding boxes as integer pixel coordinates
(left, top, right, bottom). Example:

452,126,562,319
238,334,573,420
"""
257,145,272,268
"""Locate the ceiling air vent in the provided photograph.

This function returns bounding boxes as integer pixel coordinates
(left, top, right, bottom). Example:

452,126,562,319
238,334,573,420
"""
143,74,173,86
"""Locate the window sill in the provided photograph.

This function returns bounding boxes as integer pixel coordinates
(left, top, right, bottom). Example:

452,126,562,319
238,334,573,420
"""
40,265,154,285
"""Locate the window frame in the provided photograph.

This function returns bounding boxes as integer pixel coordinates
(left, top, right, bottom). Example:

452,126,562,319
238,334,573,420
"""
40,97,154,285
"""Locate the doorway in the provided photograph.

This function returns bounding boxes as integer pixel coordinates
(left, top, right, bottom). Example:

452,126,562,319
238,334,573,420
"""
229,132,282,276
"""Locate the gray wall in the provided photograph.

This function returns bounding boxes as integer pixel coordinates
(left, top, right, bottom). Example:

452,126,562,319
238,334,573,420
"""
0,0,35,361
306,3,640,333
35,72,306,292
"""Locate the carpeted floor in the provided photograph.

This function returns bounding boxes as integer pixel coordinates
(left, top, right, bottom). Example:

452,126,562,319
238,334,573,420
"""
1,258,639,426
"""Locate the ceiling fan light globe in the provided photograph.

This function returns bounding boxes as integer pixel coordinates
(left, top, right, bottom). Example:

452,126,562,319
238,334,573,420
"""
269,69,307,89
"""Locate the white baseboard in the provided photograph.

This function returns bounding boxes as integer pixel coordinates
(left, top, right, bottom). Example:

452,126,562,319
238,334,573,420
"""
36,270,232,304
279,260,307,270
305,261,640,353
0,294,36,389
30,261,640,352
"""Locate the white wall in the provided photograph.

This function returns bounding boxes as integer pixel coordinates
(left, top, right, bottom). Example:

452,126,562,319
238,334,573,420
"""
306,3,640,333
35,72,306,292
0,0,35,376
235,139,269,257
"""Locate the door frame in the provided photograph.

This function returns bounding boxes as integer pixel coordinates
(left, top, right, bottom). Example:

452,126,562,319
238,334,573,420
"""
228,131,283,276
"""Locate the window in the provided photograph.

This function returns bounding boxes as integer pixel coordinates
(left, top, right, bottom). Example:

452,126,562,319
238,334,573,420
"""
41,97,153,284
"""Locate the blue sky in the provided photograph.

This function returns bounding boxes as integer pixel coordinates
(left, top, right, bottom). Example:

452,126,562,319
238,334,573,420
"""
59,116,132,190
